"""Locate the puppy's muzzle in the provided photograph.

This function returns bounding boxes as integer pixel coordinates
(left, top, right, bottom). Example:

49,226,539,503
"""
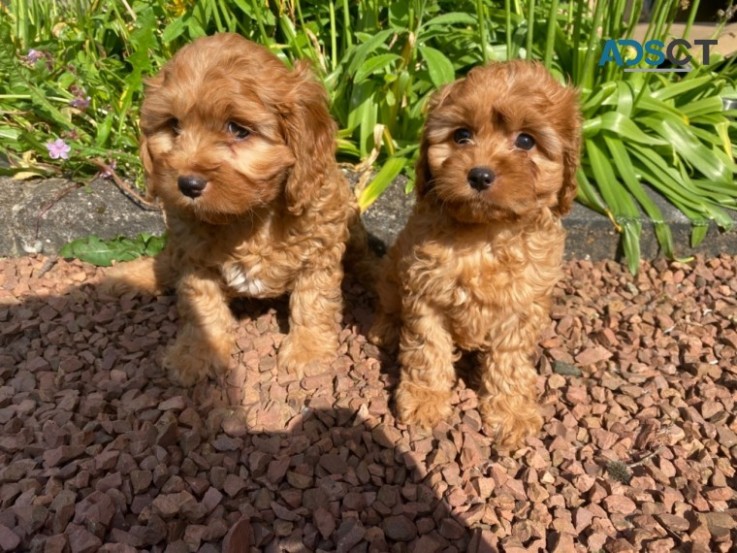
467,166,495,191
178,175,208,198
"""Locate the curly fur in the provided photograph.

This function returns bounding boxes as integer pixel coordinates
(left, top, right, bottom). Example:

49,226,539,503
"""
369,61,581,449
102,33,360,385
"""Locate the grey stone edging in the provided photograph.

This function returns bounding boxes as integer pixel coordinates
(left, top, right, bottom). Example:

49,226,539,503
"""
1,176,736,260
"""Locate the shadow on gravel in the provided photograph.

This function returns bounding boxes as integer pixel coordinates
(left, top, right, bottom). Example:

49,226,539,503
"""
7,254,737,553
0,257,496,553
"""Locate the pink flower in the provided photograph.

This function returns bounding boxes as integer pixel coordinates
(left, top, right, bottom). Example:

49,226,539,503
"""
70,96,91,110
46,138,71,160
99,160,116,179
25,49,43,63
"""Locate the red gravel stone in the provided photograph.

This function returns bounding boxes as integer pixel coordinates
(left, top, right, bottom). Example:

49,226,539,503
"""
66,523,102,553
0,524,20,551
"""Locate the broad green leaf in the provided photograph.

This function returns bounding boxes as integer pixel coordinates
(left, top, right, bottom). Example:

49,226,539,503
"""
354,53,401,83
418,46,455,87
421,12,477,28
59,234,165,267
346,29,395,76
161,17,186,44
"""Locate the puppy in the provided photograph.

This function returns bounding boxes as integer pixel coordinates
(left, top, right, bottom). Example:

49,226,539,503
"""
369,61,581,449
103,33,360,386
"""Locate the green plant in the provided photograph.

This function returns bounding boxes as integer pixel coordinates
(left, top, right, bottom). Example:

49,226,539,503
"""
514,0,737,271
2,0,736,271
59,233,166,266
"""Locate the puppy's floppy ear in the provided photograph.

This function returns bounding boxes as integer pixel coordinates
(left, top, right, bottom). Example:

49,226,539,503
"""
414,80,462,199
414,131,433,200
552,89,582,216
280,61,337,216
139,72,165,202
139,134,157,202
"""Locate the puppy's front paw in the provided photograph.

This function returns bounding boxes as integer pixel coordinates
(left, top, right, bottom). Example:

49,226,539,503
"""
98,267,137,297
367,314,400,353
99,257,162,297
395,380,453,428
164,337,231,387
479,395,542,450
277,332,336,379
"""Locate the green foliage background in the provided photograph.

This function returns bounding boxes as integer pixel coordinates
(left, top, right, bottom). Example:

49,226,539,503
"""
1,0,737,271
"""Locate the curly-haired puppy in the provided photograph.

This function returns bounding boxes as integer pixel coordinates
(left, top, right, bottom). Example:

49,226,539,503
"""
369,61,581,449
103,33,360,386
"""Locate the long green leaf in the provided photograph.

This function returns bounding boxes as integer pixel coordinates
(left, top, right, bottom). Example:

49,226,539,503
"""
354,53,401,83
358,156,406,211
604,135,675,258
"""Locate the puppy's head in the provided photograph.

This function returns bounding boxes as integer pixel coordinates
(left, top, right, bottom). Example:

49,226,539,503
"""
140,33,335,224
415,61,581,224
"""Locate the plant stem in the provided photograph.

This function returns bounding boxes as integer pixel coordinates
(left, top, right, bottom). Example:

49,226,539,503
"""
543,0,558,68
329,0,337,71
342,0,351,52
477,0,488,63
526,0,535,59
572,0,584,83
505,0,513,59
581,0,606,91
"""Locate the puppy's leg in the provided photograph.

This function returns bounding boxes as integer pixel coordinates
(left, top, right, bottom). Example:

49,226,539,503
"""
478,348,543,450
395,300,455,427
277,264,343,378
368,256,402,352
164,271,235,386
100,246,177,296
343,212,379,293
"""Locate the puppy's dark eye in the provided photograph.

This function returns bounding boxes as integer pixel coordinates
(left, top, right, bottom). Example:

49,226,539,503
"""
515,133,535,150
168,118,181,135
453,128,473,145
227,121,251,140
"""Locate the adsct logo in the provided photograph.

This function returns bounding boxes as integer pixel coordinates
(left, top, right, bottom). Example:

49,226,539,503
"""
599,38,718,72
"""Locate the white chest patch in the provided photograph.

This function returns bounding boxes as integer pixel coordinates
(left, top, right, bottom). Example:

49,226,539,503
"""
222,263,267,297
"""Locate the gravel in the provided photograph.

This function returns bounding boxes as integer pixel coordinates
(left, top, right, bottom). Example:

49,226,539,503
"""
0,254,736,552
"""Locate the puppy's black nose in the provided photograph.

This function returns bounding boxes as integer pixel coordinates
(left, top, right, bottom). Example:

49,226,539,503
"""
467,166,495,191
178,175,207,198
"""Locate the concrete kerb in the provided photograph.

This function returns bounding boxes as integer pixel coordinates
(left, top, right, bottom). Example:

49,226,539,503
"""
1,175,735,262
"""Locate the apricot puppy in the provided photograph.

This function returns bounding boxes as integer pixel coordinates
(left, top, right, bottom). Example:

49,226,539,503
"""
370,61,581,449
103,33,359,386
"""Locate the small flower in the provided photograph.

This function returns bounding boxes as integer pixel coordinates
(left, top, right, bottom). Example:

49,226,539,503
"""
99,160,117,179
46,138,71,160
69,96,91,110
25,49,43,63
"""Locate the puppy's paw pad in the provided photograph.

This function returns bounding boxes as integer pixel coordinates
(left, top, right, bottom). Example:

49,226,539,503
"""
395,381,453,428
